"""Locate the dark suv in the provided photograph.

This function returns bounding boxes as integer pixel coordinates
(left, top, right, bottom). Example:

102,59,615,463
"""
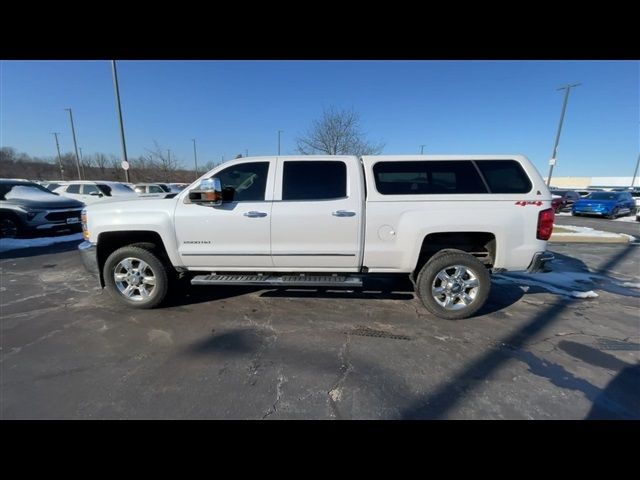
0,179,84,238
550,190,581,213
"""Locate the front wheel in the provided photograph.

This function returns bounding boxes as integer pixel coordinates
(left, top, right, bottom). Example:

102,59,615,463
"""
607,208,619,220
0,216,22,239
103,246,169,309
415,250,491,320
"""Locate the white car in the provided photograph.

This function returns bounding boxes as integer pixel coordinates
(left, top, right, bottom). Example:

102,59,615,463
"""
133,183,175,198
54,181,138,204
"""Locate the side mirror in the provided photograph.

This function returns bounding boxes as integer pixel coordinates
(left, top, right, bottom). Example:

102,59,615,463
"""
89,191,102,197
188,178,223,206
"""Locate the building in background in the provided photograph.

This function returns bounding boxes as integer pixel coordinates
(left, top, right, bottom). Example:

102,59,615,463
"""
545,177,640,190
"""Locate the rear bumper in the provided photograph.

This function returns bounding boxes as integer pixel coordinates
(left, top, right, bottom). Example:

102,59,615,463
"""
527,251,554,273
78,241,102,287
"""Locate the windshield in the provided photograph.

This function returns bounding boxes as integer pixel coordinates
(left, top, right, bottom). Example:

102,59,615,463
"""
0,183,57,201
551,190,568,196
588,192,619,201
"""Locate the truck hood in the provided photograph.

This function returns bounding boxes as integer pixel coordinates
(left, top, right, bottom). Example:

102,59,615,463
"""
86,196,178,214
1,195,84,210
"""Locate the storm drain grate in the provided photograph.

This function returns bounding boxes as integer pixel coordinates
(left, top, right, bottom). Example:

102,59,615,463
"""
344,326,412,341
595,339,640,351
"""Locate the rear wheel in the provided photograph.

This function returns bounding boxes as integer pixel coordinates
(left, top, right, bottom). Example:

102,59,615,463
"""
415,250,490,320
103,246,169,309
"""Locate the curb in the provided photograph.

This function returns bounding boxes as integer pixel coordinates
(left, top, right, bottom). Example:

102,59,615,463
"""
549,234,631,244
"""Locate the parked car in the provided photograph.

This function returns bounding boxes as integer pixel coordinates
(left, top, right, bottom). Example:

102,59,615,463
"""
572,191,636,219
53,181,138,204
0,179,83,238
79,154,554,320
550,190,581,212
41,181,66,191
168,183,188,192
133,183,176,198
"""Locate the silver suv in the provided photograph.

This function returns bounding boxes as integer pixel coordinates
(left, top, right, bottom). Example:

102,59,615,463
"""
0,179,84,238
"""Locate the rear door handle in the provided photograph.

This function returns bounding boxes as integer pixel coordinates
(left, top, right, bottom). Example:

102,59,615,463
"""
332,210,356,217
244,211,267,218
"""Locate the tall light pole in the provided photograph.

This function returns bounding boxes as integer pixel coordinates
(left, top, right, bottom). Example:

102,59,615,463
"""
51,132,65,180
420,145,426,155
245,149,249,158
111,60,131,183
546,83,581,187
278,130,283,155
192,139,199,178
65,108,83,180
79,147,86,179
631,153,640,189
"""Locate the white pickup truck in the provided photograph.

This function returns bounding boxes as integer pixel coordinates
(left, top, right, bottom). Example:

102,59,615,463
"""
79,155,555,319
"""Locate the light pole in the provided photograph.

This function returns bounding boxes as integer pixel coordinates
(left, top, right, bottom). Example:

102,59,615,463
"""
65,108,83,180
192,139,199,178
278,130,283,155
111,60,131,183
79,147,86,179
51,132,64,180
420,145,426,155
546,83,581,187
245,149,249,158
631,153,640,189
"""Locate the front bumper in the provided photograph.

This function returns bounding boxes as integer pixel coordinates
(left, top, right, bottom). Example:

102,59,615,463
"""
527,251,554,273
78,241,103,287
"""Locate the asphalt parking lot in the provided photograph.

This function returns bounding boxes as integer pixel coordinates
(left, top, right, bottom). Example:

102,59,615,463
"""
1,240,639,419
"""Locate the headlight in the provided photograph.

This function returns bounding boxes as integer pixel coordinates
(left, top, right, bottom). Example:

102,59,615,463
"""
81,208,90,240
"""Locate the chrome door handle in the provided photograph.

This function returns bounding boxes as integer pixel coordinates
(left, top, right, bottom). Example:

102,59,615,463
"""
244,211,267,218
332,210,356,217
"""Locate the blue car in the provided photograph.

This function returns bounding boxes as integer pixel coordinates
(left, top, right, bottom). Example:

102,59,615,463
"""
572,191,636,219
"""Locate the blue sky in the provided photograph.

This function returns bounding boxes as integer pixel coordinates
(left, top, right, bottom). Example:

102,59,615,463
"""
1,60,638,176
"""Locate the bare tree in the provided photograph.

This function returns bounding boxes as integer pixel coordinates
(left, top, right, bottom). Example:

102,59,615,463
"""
296,106,384,156
94,153,109,175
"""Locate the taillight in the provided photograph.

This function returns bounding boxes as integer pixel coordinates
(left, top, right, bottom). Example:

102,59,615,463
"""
537,208,555,240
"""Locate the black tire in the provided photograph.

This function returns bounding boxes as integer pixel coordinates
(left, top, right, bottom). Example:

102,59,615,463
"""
103,245,169,309
415,250,490,320
607,208,619,220
0,215,22,239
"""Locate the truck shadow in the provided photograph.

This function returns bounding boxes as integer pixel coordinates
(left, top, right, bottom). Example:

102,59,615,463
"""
0,238,83,260
177,244,639,419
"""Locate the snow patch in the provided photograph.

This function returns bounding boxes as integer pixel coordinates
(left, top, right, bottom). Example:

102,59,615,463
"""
0,233,83,253
613,215,639,223
555,225,623,238
621,282,640,289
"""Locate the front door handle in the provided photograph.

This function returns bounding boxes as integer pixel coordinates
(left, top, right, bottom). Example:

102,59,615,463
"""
244,211,268,218
332,210,356,217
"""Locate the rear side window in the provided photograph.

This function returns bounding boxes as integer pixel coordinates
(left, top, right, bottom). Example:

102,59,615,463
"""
475,160,532,194
373,161,487,195
66,184,80,194
282,161,347,200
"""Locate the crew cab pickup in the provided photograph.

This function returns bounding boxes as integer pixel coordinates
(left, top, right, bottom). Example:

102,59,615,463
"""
79,155,554,319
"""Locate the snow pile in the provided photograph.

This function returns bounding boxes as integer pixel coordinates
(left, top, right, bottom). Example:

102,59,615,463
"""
0,233,83,253
494,273,599,299
554,225,623,238
613,215,639,223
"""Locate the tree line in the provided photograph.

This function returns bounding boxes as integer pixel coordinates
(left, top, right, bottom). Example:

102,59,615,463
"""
0,143,220,183
1,106,384,182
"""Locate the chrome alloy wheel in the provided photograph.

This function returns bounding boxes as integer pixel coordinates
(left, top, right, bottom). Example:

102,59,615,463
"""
431,265,480,311
113,257,156,301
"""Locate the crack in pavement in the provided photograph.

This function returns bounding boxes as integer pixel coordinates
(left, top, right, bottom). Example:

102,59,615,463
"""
327,333,353,420
262,372,286,419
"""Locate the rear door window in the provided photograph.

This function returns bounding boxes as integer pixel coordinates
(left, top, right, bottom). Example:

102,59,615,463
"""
66,184,81,194
282,161,347,200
